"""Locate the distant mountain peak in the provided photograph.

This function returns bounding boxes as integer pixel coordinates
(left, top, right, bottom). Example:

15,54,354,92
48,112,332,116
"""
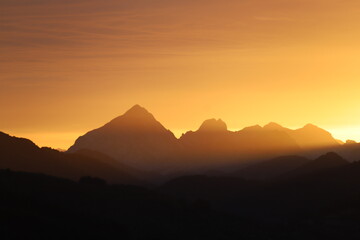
305,152,349,169
263,122,285,130
241,125,262,132
198,118,227,132
106,105,157,128
300,123,336,136
317,152,346,162
68,105,178,170
302,123,320,130
123,104,153,118
345,140,357,145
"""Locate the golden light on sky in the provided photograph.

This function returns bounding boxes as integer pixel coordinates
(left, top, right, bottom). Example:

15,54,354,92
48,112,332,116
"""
1,0,360,148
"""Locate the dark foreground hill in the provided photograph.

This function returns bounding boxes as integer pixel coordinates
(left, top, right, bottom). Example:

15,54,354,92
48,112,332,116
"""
3,156,360,239
282,152,349,178
3,152,360,239
0,131,141,184
235,155,311,180
0,169,272,240
159,153,360,239
235,152,350,180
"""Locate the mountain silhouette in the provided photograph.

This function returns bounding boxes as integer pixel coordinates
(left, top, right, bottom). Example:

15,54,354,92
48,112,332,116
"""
235,124,301,155
70,148,154,180
262,122,340,149
1,105,360,240
236,155,310,180
263,122,289,131
284,152,349,178
290,124,340,149
263,123,340,149
68,104,179,171
4,149,360,239
1,169,242,240
198,118,228,132
179,120,301,170
68,105,343,172
0,132,140,184
179,119,238,167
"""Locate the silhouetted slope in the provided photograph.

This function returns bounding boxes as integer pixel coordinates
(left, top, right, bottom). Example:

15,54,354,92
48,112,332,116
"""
68,105,179,171
4,152,360,238
158,153,360,239
73,148,130,167
0,132,140,184
254,159,360,224
198,118,228,132
262,122,289,131
73,149,162,182
179,120,301,169
0,169,262,240
301,140,360,163
179,119,238,164
263,122,340,149
73,149,143,175
332,141,360,162
236,155,310,180
285,152,349,177
235,125,301,156
291,124,340,149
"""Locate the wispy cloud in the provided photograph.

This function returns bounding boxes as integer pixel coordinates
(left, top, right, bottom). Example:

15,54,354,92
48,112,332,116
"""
254,16,295,22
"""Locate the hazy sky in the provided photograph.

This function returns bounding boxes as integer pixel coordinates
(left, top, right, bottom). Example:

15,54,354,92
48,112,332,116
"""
1,0,360,148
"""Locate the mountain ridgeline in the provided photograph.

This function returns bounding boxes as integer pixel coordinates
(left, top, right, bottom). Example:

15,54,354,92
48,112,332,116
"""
2,104,360,184
0,131,143,184
3,105,360,239
69,105,179,171
68,105,342,172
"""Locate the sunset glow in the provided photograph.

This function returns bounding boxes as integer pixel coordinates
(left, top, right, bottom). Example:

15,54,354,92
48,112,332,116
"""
4,2,360,238
1,0,360,148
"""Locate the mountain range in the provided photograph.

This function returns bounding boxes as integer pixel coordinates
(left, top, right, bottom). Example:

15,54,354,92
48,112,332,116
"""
2,104,360,183
4,104,360,239
68,104,342,172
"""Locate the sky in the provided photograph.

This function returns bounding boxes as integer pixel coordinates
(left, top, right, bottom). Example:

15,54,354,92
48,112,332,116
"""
1,0,360,149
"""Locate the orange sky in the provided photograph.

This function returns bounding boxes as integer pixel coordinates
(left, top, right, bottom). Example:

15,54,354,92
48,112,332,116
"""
1,0,360,149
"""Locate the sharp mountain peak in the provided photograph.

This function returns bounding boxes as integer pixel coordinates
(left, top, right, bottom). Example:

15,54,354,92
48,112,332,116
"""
198,118,228,132
105,104,159,129
123,104,153,118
